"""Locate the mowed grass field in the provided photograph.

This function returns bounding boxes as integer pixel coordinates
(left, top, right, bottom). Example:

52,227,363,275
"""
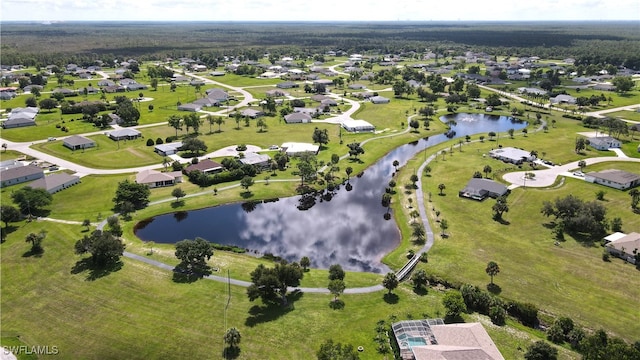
415,125,640,341
1,221,577,360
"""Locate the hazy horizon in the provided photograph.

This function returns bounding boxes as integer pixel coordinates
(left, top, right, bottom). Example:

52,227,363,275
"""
2,0,639,22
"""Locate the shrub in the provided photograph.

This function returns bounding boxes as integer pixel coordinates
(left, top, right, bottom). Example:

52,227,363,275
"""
507,301,538,328
146,139,155,146
489,306,506,326
155,137,163,145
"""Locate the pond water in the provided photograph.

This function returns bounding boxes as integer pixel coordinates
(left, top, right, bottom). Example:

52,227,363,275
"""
135,114,526,273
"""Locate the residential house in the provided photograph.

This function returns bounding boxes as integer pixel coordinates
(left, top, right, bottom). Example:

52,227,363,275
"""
193,98,220,107
239,152,271,169
31,173,80,193
584,169,640,190
588,136,621,150
281,142,319,156
2,116,36,129
392,319,504,360
98,79,115,87
341,119,375,133
370,95,390,104
155,142,183,156
107,128,142,141
276,81,299,89
489,147,536,164
284,113,312,124
0,165,45,187
107,114,122,125
177,103,202,112
593,83,616,91
550,94,577,104
265,89,287,97
184,159,223,174
240,109,264,119
348,83,366,90
135,169,183,188
53,88,77,97
604,232,640,264
63,135,96,150
459,178,509,200
205,88,229,102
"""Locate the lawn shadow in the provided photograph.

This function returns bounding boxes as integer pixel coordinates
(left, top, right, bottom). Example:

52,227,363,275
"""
383,293,399,304
413,286,428,296
487,283,502,295
172,264,212,283
493,217,510,225
240,191,254,199
71,258,123,281
444,315,465,324
245,290,303,327
22,247,44,258
222,347,241,359
329,299,345,310
170,200,185,208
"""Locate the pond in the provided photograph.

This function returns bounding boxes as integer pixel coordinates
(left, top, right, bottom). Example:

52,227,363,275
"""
135,113,527,273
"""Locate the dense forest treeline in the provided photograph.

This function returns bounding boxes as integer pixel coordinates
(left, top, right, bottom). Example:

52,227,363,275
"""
1,21,639,69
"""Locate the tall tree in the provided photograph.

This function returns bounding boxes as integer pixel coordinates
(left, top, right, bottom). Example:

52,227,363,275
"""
438,183,446,195
74,230,125,266
382,272,398,294
247,261,303,306
411,268,429,289
316,339,360,360
25,231,46,253
485,261,500,285
171,187,186,202
1,205,21,227
328,264,345,281
346,142,364,160
174,238,214,277
328,279,346,302
300,256,311,271
223,327,241,349
113,180,150,212
10,187,52,216
167,115,182,137
312,127,330,146
181,137,208,156
492,195,509,220
483,165,492,178
630,189,640,210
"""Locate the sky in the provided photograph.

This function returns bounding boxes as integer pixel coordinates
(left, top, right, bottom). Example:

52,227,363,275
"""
1,0,639,22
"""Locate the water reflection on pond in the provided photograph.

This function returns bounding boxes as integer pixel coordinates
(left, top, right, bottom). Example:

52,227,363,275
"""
135,114,527,273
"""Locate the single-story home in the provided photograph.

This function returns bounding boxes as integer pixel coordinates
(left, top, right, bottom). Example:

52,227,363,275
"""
459,178,509,201
276,81,299,89
584,169,640,190
0,164,45,187
155,142,183,156
205,88,229,102
193,98,220,107
239,152,271,168
370,95,390,104
588,136,621,150
63,135,96,150
341,119,375,133
2,116,36,129
293,107,319,115
177,103,202,112
107,113,122,125
604,232,640,264
30,173,80,193
135,169,183,188
184,159,223,174
349,83,366,90
281,142,319,156
550,94,577,104
240,109,265,119
107,128,142,141
284,112,312,124
392,319,504,360
265,89,287,97
489,147,536,164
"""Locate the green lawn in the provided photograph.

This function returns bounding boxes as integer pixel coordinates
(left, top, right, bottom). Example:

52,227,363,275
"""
0,221,577,360
416,130,640,341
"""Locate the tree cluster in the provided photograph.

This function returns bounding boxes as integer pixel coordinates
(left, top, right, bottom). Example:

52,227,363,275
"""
75,230,125,266
247,260,304,306
541,195,609,239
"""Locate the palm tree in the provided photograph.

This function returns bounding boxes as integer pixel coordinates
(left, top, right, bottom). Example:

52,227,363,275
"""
224,327,241,348
206,114,215,134
486,261,500,285
483,165,492,178
345,167,353,182
438,183,446,195
214,116,225,132
392,160,399,172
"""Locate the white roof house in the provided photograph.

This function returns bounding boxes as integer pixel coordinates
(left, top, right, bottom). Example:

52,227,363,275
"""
281,142,319,156
489,147,535,164
154,142,183,156
341,119,375,133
